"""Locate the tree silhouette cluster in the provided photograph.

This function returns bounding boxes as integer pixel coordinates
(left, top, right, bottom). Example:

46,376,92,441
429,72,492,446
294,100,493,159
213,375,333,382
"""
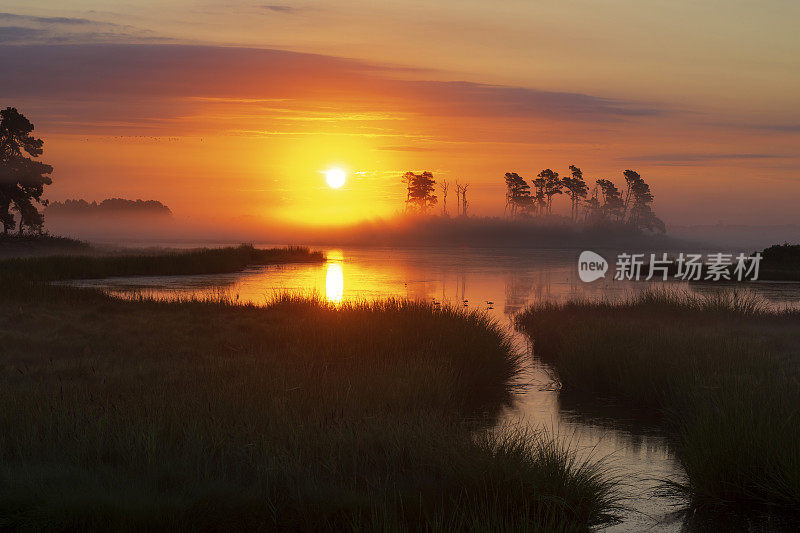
48,198,173,216
0,108,53,235
402,171,472,216
504,166,665,233
402,171,438,213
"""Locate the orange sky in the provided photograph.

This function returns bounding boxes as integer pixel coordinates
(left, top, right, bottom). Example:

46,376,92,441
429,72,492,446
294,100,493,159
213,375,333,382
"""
1,2,799,228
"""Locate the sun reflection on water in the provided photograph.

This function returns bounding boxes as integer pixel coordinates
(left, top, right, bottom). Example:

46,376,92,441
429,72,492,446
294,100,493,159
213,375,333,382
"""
325,249,344,303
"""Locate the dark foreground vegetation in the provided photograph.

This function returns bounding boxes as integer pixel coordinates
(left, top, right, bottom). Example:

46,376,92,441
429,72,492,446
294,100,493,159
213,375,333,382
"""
516,290,800,518
0,278,620,531
0,244,322,282
0,234,90,257
759,243,800,281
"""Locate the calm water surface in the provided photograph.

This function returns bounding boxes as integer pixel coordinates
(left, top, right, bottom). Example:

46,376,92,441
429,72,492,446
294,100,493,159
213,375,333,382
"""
72,246,800,531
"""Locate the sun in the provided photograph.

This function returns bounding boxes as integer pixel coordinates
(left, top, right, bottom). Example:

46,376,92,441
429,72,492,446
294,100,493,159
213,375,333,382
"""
325,168,346,189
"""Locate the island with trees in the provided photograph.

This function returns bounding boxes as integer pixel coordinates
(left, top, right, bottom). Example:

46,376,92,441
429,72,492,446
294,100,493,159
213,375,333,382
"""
47,198,172,217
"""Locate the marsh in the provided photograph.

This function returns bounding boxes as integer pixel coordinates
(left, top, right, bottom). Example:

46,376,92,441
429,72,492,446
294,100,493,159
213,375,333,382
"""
52,245,800,531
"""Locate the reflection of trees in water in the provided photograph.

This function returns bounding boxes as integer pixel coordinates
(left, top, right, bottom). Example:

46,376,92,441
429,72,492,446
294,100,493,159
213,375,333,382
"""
503,269,558,317
442,268,468,304
405,282,428,301
504,273,534,317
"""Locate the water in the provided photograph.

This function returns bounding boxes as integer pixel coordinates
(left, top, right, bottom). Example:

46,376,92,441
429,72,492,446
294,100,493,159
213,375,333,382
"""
70,246,800,531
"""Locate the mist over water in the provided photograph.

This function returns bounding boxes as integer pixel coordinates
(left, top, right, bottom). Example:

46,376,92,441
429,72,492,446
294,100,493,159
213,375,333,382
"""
45,210,798,252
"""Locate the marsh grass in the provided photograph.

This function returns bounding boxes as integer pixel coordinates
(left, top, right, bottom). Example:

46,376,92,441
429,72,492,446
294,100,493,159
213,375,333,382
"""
0,283,620,531
0,244,323,282
515,288,800,515
0,234,90,254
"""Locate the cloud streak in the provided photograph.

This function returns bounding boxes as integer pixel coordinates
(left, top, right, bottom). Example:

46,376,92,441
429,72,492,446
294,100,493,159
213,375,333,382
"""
625,152,786,164
0,12,168,45
0,26,47,43
0,12,100,25
259,5,298,14
0,44,663,124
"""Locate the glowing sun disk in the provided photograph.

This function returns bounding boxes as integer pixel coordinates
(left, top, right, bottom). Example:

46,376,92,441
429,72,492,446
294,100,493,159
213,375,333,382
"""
325,168,346,188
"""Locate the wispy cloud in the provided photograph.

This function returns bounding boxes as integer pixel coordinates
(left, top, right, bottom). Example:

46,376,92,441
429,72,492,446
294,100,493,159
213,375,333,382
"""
260,5,298,14
0,12,167,44
624,153,785,164
0,44,664,120
403,81,662,120
705,121,800,134
738,123,800,133
0,13,99,25
378,146,435,152
0,26,47,43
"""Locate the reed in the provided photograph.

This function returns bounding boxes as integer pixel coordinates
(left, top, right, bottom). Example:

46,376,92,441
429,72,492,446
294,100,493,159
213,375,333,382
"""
0,244,324,282
516,288,800,514
0,285,620,531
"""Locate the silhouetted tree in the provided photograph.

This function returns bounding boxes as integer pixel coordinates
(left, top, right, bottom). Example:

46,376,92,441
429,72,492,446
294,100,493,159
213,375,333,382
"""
561,165,588,221
583,185,600,222
456,182,470,217
439,179,449,216
401,172,414,207
622,169,640,220
504,172,532,217
402,171,437,213
622,170,664,232
531,176,546,215
0,108,52,235
536,169,562,214
595,179,624,221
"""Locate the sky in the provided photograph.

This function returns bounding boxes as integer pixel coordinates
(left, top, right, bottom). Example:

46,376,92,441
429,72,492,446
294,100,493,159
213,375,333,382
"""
1,0,799,228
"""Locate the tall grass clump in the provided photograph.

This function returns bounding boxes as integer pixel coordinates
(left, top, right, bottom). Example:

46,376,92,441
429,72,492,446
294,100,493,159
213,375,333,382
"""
515,288,800,515
0,244,323,282
669,378,800,512
0,286,620,531
0,233,90,253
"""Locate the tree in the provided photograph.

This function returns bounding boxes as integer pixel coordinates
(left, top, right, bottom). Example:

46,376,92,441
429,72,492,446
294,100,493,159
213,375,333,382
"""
595,179,624,221
530,176,546,216
402,171,437,213
439,179,449,216
0,107,53,235
583,186,600,223
456,182,469,217
401,172,414,207
536,169,562,214
622,170,664,232
622,169,641,220
561,165,588,221
630,201,665,233
504,172,532,218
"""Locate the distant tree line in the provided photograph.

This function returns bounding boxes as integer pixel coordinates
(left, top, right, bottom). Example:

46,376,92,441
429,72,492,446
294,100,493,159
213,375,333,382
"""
0,107,52,235
402,166,664,233
402,171,470,216
48,198,173,216
504,166,665,233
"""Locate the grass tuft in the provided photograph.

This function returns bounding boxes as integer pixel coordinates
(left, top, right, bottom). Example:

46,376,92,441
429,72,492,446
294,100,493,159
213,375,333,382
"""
516,288,800,515
0,244,324,282
0,284,620,531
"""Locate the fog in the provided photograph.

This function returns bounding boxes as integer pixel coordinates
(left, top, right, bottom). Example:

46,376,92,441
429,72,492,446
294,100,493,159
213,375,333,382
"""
40,210,795,253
